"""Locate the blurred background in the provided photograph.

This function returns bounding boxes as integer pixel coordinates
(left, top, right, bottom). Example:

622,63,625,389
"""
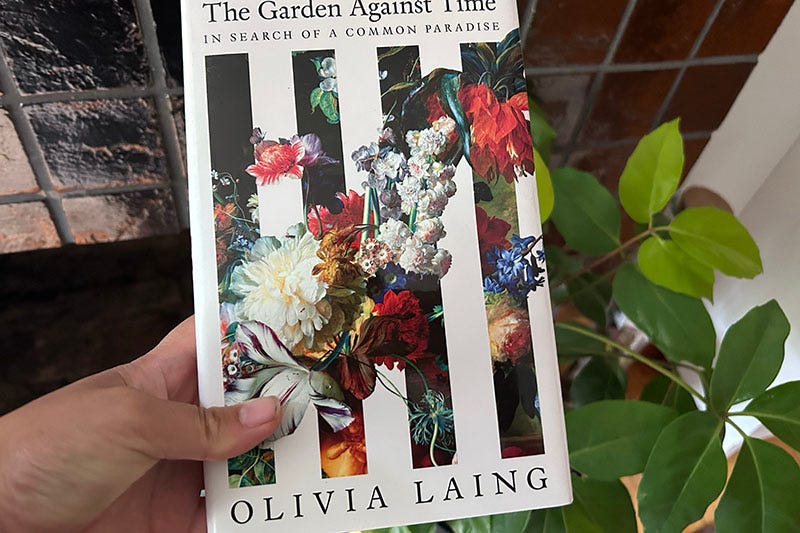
0,0,797,417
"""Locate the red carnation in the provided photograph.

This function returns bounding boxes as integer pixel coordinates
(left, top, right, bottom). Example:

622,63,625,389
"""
475,206,511,275
307,189,365,240
372,290,429,369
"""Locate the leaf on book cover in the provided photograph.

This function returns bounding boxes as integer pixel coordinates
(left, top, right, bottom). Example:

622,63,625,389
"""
709,300,790,412
669,207,763,278
715,438,800,532
550,167,620,256
740,381,800,449
613,265,715,369
567,400,678,480
619,119,684,224
638,411,727,533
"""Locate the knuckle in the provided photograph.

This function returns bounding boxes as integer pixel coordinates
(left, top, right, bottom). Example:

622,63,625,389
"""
197,406,223,459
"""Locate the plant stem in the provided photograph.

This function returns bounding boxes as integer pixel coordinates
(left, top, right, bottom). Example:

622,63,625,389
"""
558,322,704,402
553,227,668,290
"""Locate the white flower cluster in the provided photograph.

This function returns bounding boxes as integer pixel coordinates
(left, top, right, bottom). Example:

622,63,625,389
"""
375,217,452,278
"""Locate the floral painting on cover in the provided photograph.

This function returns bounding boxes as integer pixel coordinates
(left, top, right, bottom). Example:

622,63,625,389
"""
208,29,546,489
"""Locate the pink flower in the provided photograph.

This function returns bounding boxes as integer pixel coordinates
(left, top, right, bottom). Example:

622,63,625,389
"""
246,139,305,185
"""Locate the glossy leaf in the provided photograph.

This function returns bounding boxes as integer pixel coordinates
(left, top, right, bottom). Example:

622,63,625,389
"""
613,265,716,368
528,475,636,533
530,99,556,162
570,357,626,407
569,272,612,329
740,381,800,450
709,300,790,412
638,411,727,533
550,167,620,255
447,516,491,533
490,511,532,531
534,147,554,222
640,375,697,415
619,119,684,224
554,322,607,359
638,235,715,300
669,207,763,278
567,400,678,480
366,524,438,533
715,438,800,532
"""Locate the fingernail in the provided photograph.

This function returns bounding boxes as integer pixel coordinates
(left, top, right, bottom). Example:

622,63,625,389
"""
239,397,279,428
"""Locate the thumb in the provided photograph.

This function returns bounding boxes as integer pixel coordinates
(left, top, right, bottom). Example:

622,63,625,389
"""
129,392,282,461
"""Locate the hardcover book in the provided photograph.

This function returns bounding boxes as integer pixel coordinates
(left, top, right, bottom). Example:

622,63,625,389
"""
181,1,572,530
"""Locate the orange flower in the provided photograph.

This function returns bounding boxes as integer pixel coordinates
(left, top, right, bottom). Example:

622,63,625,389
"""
320,407,368,477
246,140,305,185
459,84,534,183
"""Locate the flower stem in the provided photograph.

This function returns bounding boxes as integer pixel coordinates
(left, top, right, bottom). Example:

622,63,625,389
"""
552,227,668,290
557,322,704,402
429,418,440,467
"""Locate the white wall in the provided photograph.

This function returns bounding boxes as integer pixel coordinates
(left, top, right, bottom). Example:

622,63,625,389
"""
682,2,800,453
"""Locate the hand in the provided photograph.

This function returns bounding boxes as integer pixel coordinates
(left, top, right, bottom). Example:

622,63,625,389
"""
0,317,281,532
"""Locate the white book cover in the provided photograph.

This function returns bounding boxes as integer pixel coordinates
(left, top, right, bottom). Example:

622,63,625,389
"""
181,1,572,531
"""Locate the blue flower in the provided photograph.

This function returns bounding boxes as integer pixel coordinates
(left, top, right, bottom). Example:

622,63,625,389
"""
483,276,504,294
494,248,527,284
511,234,536,250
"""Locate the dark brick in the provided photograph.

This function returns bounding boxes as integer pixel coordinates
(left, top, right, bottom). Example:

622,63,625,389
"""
152,0,183,86
525,0,629,65
63,188,179,244
528,73,594,147
26,98,168,191
698,0,794,56
0,0,148,93
566,142,635,191
664,63,756,132
615,0,716,62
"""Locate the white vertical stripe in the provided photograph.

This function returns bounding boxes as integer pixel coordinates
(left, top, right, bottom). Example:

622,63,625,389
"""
251,49,305,237
248,47,320,483
420,45,502,467
337,44,383,192
338,44,414,475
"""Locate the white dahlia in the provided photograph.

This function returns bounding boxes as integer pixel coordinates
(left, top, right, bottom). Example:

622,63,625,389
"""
230,224,331,350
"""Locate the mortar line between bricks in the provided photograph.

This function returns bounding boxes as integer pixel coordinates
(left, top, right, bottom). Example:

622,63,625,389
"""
558,0,639,166
0,43,75,244
134,0,190,229
0,192,46,205
524,53,759,76
652,0,727,128
61,182,172,199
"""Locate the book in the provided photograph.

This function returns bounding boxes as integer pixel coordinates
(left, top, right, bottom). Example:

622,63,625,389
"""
181,1,572,531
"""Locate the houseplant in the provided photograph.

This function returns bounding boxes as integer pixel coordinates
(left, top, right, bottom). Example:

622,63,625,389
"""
370,118,800,532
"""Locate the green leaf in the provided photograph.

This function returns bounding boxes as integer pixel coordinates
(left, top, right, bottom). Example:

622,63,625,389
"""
741,381,800,449
710,300,790,412
619,119,684,224
554,322,606,359
715,438,800,532
440,72,471,163
571,476,638,533
638,411,727,533
309,87,323,109
528,475,636,533
550,167,620,255
319,90,339,124
447,516,491,533
640,374,697,415
669,207,763,278
365,524,438,533
227,474,242,489
534,147,554,222
491,511,532,531
638,235,715,300
569,272,612,329
567,400,678,480
613,265,716,368
570,357,626,407
530,99,556,163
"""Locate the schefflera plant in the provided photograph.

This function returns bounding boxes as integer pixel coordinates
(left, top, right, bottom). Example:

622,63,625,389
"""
368,118,799,533
537,119,798,533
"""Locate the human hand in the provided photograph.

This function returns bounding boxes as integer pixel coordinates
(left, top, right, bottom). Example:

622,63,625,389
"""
0,317,281,532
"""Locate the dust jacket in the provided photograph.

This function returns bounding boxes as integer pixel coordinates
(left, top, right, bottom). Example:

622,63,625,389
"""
181,1,572,531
